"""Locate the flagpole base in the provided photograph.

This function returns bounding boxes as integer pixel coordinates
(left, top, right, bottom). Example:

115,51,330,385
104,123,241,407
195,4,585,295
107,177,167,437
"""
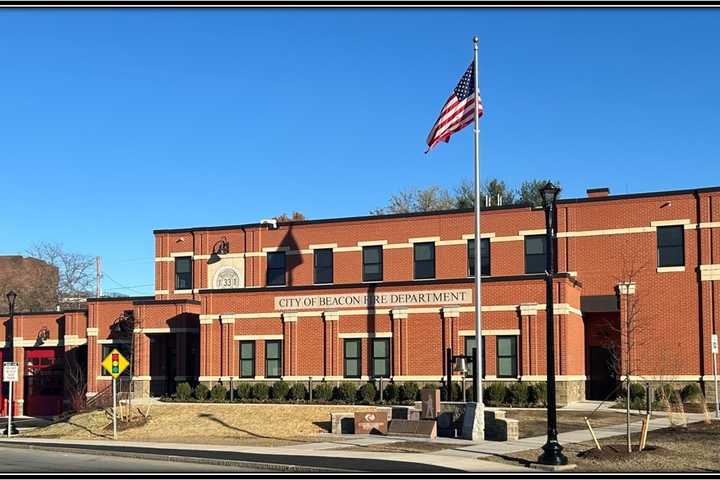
461,402,485,441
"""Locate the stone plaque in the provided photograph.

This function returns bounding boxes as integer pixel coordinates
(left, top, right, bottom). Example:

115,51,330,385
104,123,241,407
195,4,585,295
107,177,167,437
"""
214,267,241,289
354,411,388,434
387,419,437,439
420,388,441,419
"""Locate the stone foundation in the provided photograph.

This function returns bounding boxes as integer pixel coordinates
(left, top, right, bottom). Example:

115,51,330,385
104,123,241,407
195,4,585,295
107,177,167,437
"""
556,380,586,405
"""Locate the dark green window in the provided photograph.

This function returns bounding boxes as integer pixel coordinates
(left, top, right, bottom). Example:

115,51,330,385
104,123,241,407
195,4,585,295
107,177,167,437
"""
496,336,518,378
657,225,684,267
344,339,361,378
266,252,286,286
371,338,390,378
240,341,255,378
174,256,193,290
362,246,383,282
314,249,333,284
524,235,546,274
413,242,435,279
468,238,490,277
265,340,282,378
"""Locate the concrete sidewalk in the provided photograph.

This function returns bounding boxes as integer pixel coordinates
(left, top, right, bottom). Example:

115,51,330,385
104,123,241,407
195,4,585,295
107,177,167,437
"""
0,436,530,473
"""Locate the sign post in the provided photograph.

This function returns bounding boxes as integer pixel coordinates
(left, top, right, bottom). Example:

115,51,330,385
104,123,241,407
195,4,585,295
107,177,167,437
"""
3,362,19,437
712,334,719,419
101,349,130,440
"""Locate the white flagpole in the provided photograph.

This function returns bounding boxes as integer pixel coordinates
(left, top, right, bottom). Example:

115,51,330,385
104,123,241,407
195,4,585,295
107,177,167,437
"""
472,36,485,441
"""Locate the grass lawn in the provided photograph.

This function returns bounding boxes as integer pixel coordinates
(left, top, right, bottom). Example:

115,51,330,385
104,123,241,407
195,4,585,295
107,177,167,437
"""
20,403,382,447
504,410,644,438
484,420,720,472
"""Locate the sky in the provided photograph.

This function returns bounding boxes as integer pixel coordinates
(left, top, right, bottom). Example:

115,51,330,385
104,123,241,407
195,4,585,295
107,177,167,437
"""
2,8,720,296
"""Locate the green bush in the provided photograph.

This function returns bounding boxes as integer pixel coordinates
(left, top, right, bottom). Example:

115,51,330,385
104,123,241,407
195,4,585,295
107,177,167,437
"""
422,383,437,391
681,383,703,403
271,381,290,400
194,383,210,401
313,382,334,402
484,383,507,406
528,382,547,406
507,382,530,406
235,382,253,400
289,383,307,401
400,382,420,402
335,382,357,403
657,383,679,404
465,385,475,402
450,383,463,401
175,382,192,401
623,383,646,402
358,383,376,403
253,383,270,401
210,384,228,402
383,383,400,403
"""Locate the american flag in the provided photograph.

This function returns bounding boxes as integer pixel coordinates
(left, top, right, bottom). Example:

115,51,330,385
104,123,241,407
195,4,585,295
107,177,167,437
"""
425,62,483,152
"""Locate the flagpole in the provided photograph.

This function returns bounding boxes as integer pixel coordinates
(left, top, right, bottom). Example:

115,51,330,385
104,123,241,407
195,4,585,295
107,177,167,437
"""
472,35,485,441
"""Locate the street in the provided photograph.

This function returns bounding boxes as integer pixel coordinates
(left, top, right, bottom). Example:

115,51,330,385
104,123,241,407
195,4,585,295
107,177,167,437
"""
0,446,258,473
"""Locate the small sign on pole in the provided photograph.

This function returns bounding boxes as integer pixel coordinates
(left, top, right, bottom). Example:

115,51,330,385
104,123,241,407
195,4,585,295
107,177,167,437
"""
3,362,19,437
101,349,129,440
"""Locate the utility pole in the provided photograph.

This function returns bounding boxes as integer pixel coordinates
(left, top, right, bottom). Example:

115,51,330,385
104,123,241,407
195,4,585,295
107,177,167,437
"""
96,256,103,297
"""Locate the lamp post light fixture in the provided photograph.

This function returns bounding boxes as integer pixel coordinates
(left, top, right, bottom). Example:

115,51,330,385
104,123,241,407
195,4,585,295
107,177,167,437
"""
3,291,19,435
537,182,568,466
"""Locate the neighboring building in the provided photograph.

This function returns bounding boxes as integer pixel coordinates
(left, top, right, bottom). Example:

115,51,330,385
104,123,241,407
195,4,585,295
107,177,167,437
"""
2,185,720,416
0,256,59,313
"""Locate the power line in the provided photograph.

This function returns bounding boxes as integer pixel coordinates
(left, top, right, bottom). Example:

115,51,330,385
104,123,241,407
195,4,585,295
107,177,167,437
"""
103,272,152,296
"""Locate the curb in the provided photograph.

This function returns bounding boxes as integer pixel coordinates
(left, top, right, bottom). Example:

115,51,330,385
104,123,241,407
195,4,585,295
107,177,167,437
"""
0,441,353,473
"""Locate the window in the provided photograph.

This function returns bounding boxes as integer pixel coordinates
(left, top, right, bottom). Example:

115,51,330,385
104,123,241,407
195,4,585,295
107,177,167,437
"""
265,340,282,378
413,242,435,279
362,246,383,282
657,225,685,267
496,336,518,378
100,343,131,376
174,256,193,290
344,339,361,378
468,238,491,277
314,249,333,284
240,341,255,378
266,252,286,286
371,338,390,378
524,235,547,274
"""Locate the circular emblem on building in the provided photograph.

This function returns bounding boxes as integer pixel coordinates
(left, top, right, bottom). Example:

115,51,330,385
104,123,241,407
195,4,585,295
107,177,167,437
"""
214,267,241,289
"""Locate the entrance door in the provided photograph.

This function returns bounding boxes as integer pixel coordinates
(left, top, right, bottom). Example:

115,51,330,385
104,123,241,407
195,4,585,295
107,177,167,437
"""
588,346,617,400
25,347,65,416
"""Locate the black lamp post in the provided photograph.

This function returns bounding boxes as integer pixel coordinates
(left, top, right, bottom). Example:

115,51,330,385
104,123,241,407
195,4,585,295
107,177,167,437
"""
3,291,19,435
537,183,568,466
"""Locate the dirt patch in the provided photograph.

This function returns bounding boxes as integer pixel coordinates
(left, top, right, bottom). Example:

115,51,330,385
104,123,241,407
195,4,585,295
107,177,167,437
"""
102,416,148,432
504,410,643,438
578,444,668,461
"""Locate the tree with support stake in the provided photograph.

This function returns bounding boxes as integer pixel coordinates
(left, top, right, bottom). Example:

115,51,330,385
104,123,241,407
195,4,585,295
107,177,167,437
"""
101,349,130,440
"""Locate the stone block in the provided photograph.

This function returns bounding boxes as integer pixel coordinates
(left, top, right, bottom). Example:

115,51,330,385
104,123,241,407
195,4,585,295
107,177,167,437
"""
484,409,519,441
354,411,389,434
330,412,355,434
420,388,441,419
387,419,437,439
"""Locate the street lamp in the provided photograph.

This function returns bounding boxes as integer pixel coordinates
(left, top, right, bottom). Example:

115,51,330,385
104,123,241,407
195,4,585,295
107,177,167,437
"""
537,182,568,466
3,291,19,435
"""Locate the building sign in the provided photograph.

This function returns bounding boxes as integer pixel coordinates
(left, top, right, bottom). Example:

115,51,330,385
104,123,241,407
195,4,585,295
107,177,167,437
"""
275,288,472,310
3,362,19,382
354,411,388,434
214,267,241,289
712,334,719,354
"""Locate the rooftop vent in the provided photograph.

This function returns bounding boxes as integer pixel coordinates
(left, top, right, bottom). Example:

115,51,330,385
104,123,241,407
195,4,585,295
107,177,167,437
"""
586,187,610,198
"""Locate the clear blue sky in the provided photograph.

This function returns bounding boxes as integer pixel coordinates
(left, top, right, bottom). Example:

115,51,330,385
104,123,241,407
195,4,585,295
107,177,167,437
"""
2,8,720,296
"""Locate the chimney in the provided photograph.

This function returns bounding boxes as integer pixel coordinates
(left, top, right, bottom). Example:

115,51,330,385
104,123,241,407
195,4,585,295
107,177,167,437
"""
586,187,610,198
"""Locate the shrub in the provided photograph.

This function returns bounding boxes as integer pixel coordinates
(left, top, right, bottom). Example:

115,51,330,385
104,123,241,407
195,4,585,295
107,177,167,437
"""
383,383,400,403
335,382,357,403
289,383,307,401
450,382,463,402
422,383,437,391
175,382,192,401
210,384,228,402
400,382,420,402
194,383,210,401
528,382,547,406
235,382,253,401
682,383,703,403
253,383,270,401
623,383,646,402
484,383,507,406
358,383,376,403
271,380,290,400
465,385,475,402
313,382,334,403
656,383,679,404
507,382,530,406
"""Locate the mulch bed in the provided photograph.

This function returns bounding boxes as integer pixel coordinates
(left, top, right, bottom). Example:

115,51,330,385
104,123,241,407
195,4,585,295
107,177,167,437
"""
102,416,149,432
578,444,668,461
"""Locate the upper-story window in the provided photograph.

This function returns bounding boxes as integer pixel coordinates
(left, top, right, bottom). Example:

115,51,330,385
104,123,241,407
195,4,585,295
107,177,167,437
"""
362,246,383,282
468,238,490,277
314,249,333,284
267,252,287,286
524,235,547,274
657,225,685,268
174,256,193,290
414,242,436,279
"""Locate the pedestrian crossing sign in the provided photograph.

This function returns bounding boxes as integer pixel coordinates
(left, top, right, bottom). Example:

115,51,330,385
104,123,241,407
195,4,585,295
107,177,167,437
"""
102,349,129,379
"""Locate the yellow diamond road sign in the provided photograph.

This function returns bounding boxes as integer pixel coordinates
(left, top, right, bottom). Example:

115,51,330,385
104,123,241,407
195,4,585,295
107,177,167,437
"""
102,348,129,379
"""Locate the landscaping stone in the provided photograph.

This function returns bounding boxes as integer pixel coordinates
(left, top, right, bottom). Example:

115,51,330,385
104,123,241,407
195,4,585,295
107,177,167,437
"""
331,413,355,434
354,411,389,434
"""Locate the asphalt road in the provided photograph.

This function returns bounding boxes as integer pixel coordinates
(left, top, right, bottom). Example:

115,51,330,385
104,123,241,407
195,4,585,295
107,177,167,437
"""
0,446,257,473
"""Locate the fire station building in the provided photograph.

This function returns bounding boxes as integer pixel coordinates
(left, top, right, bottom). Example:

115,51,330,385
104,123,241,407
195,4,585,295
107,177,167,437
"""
2,185,720,416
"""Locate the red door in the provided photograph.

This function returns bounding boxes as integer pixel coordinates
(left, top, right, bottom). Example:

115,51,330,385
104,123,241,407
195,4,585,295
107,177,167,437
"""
24,347,64,417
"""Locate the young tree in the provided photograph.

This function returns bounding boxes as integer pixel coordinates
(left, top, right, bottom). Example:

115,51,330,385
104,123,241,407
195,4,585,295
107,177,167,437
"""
517,179,562,206
26,242,95,308
370,186,456,214
274,212,306,222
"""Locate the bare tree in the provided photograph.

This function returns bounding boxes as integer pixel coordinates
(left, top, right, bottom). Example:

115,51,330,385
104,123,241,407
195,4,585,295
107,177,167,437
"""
27,242,95,308
371,186,456,215
64,347,87,412
274,212,306,222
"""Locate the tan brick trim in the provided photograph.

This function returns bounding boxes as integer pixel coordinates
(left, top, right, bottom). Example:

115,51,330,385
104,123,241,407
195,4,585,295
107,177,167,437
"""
657,266,685,273
442,306,460,318
138,328,199,334
650,219,690,227
391,308,408,319
338,332,392,339
459,329,520,337
170,251,195,257
283,312,298,323
233,334,283,341
308,243,338,250
408,236,441,243
357,240,388,247
86,328,99,337
323,311,340,322
519,229,547,236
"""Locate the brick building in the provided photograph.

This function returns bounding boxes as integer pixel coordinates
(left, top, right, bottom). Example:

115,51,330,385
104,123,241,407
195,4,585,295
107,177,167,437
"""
2,185,720,416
